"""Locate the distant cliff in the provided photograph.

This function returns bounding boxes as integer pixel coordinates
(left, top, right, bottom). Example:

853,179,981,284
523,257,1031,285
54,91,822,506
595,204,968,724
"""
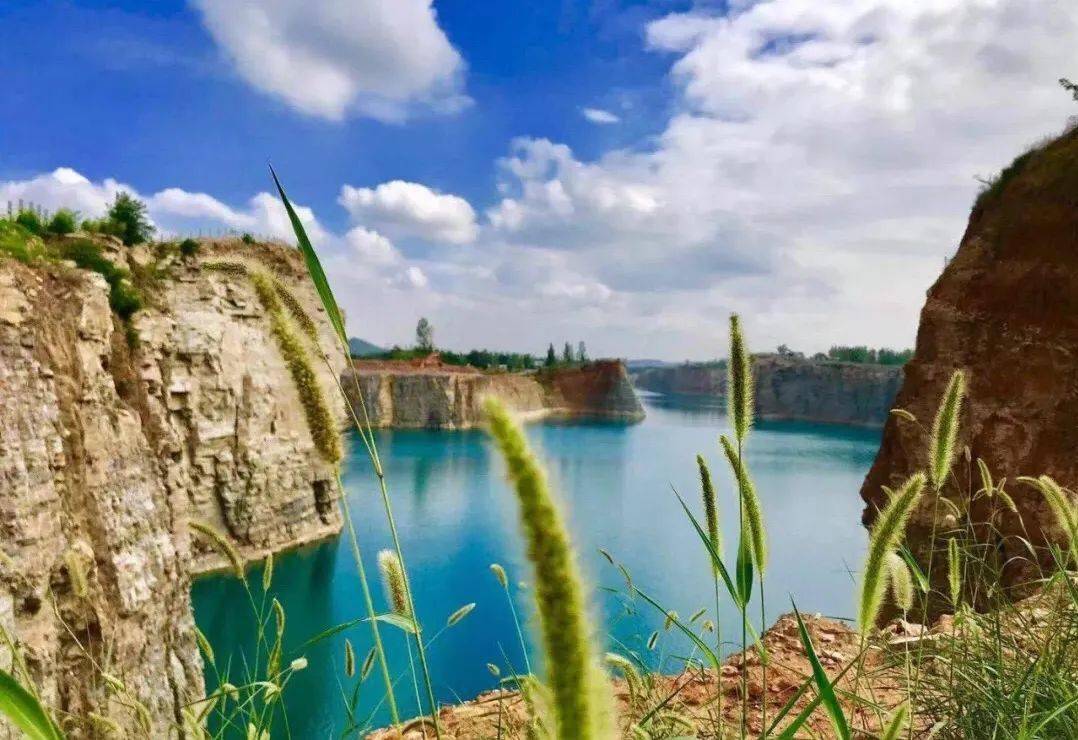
632,355,902,427
0,236,347,736
342,358,645,428
861,126,1078,585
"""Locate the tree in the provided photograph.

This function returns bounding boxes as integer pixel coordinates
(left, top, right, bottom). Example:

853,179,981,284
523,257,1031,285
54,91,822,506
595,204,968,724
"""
107,192,154,246
562,342,574,364
545,343,557,367
415,317,434,352
577,341,588,363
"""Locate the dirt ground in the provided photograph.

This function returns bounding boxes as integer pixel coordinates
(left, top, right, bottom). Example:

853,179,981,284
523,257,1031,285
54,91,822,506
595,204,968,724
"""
367,612,910,739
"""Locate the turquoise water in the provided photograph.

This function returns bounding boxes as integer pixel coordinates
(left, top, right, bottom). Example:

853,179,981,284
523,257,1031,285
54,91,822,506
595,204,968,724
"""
192,392,879,737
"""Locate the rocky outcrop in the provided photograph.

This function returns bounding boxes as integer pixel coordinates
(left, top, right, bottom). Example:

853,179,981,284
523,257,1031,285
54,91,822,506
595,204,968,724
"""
0,238,347,736
343,358,645,428
860,126,1078,583
633,356,903,427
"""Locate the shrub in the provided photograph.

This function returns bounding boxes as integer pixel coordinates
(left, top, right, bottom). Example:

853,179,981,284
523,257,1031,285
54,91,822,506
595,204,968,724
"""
179,238,200,258
241,232,256,245
0,222,43,263
58,239,143,320
15,209,43,236
47,209,77,235
106,192,154,246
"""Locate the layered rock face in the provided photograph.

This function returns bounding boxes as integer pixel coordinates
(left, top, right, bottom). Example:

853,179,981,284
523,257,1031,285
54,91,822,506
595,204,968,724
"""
633,356,902,427
860,127,1078,582
0,238,347,735
343,358,645,428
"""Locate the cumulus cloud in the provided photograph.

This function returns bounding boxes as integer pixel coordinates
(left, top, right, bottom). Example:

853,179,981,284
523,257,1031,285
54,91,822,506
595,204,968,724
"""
339,180,478,244
481,0,1078,355
582,107,620,124
193,0,469,121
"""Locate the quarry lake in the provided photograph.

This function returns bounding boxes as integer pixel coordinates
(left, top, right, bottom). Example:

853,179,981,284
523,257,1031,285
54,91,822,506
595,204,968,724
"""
192,392,880,736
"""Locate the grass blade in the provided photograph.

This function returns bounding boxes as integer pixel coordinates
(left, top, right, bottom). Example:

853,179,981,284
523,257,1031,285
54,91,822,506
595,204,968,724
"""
0,668,63,740
786,602,850,740
268,166,348,348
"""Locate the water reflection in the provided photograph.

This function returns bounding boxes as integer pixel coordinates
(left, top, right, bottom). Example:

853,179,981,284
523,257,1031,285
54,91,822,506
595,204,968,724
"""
192,394,879,737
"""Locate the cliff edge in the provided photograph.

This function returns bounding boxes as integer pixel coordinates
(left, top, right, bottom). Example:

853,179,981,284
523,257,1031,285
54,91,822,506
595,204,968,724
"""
342,357,645,428
860,125,1078,582
633,355,902,427
0,235,348,735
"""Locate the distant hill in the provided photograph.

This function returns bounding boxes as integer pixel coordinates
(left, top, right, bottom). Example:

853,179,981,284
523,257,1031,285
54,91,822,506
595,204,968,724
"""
348,337,385,357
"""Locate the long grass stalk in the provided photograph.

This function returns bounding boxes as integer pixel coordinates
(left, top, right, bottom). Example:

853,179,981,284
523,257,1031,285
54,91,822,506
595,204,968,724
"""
483,398,613,739
696,455,724,732
271,169,441,731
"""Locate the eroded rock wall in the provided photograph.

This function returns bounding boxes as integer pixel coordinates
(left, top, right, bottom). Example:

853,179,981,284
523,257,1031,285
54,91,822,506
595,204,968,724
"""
0,238,348,735
632,356,902,427
343,359,644,428
860,127,1078,585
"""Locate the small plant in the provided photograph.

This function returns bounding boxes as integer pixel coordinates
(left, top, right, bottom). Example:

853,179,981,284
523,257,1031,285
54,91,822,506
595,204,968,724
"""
241,232,256,244
15,209,44,236
58,239,143,320
46,209,77,235
179,238,200,258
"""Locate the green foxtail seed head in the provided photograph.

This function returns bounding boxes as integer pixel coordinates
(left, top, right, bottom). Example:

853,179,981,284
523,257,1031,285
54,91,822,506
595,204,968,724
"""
249,268,341,464
190,521,245,578
604,652,642,705
344,639,355,678
947,537,961,606
377,549,411,619
1021,475,1078,563
490,562,509,589
885,551,913,613
720,435,767,573
483,397,613,740
726,314,754,443
929,370,966,491
696,454,722,560
262,552,274,592
859,472,927,631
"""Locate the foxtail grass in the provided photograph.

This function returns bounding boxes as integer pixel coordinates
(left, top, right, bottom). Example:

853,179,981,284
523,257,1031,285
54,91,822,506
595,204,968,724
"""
484,397,614,739
696,453,724,735
859,472,927,631
726,314,753,444
929,370,965,491
273,169,438,732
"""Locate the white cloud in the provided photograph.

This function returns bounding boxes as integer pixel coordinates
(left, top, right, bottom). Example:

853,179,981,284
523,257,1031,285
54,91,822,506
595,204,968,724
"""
582,107,620,124
193,0,469,121
339,180,478,244
346,226,401,266
10,1,1078,359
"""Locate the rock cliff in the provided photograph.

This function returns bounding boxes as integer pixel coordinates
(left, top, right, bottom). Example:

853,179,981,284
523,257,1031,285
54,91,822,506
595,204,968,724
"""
860,126,1078,583
632,356,902,427
0,237,347,736
343,358,645,428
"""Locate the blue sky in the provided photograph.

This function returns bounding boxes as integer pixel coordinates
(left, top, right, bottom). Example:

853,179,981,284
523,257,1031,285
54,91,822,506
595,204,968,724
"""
2,0,1076,359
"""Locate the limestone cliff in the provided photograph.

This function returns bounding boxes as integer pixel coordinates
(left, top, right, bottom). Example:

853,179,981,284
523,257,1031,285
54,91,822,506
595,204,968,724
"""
632,356,902,427
0,237,347,736
860,126,1078,583
343,358,645,428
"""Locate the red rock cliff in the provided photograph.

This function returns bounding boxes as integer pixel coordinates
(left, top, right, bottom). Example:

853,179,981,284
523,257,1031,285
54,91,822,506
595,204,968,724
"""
860,126,1078,581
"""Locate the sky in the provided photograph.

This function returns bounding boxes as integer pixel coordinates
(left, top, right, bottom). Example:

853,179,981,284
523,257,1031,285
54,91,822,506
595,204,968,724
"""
2,0,1076,360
